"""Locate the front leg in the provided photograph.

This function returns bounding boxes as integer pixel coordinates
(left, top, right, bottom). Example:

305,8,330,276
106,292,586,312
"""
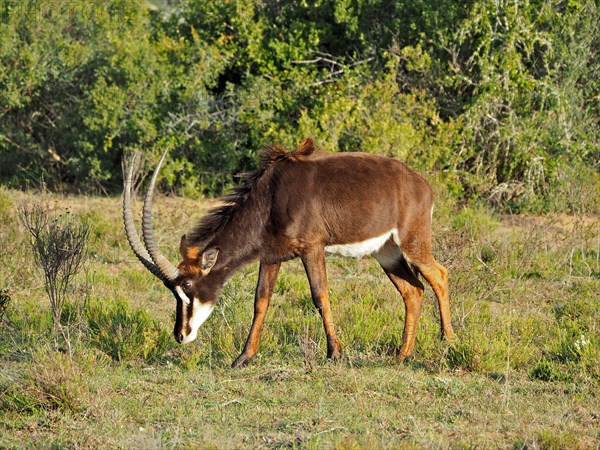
232,262,280,368
301,246,342,360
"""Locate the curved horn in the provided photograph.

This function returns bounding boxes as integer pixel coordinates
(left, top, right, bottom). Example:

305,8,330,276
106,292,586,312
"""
142,148,180,282
123,152,171,282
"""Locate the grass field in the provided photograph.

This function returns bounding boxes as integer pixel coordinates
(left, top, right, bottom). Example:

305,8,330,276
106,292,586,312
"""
0,187,598,448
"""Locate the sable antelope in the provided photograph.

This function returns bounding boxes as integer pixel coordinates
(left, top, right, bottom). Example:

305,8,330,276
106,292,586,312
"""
123,139,453,367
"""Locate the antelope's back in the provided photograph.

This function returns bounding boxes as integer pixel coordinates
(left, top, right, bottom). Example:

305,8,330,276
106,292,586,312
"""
268,151,433,245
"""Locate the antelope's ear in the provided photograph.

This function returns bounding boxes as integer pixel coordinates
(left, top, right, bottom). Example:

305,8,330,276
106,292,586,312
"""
180,235,201,260
201,248,219,275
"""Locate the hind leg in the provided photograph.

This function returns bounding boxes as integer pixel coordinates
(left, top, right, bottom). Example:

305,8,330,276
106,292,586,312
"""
413,258,453,340
375,243,425,361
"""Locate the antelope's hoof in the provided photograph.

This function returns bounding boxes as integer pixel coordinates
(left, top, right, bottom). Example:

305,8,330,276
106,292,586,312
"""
231,353,255,369
327,343,343,361
327,352,343,362
397,351,415,363
441,327,455,341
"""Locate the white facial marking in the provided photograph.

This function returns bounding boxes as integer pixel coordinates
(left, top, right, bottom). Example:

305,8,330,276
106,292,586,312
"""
181,300,215,344
175,286,191,305
174,286,215,344
325,229,399,258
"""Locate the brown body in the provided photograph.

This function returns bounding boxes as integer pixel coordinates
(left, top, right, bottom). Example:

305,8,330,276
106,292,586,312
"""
123,139,453,367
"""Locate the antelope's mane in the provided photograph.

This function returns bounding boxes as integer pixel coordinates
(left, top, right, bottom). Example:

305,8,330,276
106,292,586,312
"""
187,139,316,247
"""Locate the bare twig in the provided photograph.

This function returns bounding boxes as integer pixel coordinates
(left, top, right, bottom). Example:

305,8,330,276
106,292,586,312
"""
292,55,375,87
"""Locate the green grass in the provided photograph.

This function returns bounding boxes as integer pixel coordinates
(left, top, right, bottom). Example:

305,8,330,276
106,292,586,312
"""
0,188,599,448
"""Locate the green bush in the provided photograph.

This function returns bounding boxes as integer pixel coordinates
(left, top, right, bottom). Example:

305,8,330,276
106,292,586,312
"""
0,0,598,211
87,299,173,363
530,358,564,382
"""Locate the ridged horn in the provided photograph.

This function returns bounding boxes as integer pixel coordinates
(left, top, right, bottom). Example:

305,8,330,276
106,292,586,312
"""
123,152,172,283
141,148,180,282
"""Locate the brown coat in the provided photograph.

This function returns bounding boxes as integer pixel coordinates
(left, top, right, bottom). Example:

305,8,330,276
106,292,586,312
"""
123,139,454,367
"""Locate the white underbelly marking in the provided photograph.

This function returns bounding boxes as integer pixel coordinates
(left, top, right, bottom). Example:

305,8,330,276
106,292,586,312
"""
325,229,399,258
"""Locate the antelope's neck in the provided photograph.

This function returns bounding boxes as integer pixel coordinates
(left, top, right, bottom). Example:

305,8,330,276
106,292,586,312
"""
209,198,267,279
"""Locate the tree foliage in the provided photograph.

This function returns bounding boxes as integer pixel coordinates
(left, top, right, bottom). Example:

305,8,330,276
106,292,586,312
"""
0,0,598,210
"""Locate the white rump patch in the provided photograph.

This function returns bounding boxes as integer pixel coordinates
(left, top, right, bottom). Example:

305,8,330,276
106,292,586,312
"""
325,229,399,258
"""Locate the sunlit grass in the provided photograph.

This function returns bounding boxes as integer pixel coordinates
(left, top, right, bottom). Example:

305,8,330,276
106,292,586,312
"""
0,189,598,448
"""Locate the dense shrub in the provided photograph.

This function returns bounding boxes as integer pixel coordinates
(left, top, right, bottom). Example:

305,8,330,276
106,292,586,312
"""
0,0,598,211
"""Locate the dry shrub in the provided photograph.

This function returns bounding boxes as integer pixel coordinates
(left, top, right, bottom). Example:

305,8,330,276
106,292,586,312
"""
18,203,90,335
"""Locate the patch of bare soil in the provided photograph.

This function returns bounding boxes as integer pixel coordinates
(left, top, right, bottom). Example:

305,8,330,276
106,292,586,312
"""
497,213,599,246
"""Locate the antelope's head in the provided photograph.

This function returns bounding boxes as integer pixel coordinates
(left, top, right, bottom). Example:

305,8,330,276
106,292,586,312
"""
122,150,218,344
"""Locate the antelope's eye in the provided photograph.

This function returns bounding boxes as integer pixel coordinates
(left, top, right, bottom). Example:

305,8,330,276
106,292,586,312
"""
182,280,193,290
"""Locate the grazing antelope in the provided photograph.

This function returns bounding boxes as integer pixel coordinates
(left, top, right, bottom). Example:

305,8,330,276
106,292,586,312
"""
123,139,453,368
